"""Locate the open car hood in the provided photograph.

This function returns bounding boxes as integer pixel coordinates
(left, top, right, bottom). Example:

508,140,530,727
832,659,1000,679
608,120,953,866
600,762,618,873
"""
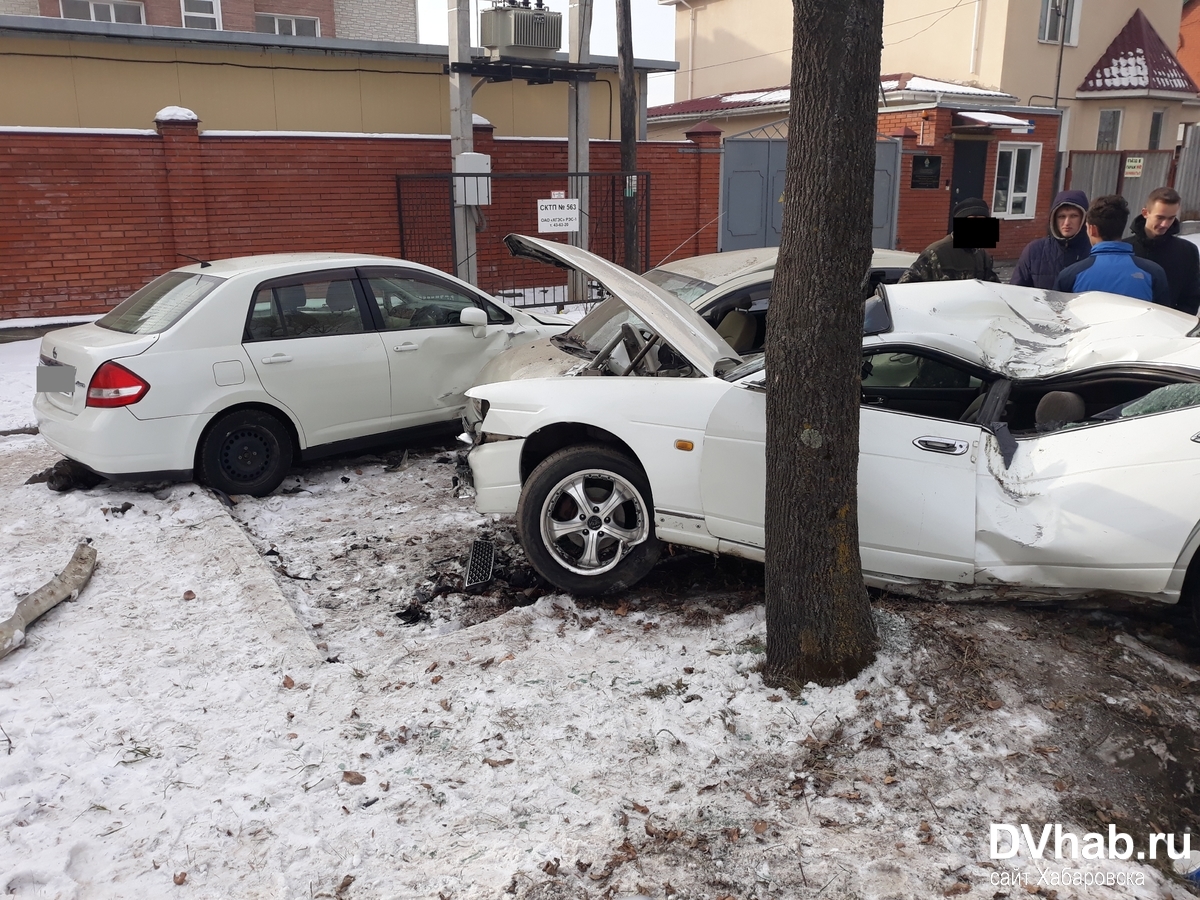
504,234,743,377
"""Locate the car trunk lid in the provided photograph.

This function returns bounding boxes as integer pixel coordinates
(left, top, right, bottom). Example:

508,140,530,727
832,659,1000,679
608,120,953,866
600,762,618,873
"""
503,234,742,378
39,324,159,415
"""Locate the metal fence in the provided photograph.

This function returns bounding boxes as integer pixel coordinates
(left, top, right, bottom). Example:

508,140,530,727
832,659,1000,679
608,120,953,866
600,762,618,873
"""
1065,150,1174,214
396,171,651,307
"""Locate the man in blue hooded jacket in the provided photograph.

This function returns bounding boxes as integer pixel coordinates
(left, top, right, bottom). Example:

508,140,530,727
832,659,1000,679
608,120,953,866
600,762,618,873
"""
1010,190,1090,289
1055,195,1170,305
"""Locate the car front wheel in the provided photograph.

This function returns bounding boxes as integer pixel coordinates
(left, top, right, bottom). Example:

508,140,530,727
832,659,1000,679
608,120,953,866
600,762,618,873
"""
517,444,661,596
198,409,293,497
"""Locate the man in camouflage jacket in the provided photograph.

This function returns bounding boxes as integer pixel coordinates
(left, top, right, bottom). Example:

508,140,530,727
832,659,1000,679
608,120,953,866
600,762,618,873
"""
898,197,1000,284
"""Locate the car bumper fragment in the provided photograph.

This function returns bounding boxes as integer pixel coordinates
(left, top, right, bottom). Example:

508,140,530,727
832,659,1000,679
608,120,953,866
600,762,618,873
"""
468,438,525,515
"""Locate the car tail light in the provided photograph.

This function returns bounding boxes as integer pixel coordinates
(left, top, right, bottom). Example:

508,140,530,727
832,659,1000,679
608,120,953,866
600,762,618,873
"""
86,361,150,408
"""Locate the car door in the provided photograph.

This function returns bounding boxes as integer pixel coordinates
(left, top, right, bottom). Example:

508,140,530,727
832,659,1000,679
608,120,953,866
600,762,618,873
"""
858,349,983,583
244,270,391,447
700,372,765,548
359,268,521,428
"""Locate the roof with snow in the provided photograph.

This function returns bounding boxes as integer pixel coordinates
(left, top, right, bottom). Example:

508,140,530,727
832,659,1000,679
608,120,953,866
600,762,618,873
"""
1077,9,1198,96
647,75,1016,120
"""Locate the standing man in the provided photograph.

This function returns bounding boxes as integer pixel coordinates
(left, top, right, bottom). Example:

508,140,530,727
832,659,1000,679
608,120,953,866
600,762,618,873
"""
899,197,1000,283
1010,190,1090,289
1056,195,1170,305
1124,186,1200,314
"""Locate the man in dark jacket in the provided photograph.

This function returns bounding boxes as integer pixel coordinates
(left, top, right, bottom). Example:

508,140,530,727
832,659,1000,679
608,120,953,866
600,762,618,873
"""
1010,190,1090,289
1124,186,1200,315
899,197,1001,283
1056,195,1170,305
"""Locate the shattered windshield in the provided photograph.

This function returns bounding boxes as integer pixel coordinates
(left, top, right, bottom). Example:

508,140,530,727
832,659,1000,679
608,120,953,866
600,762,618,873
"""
1093,382,1200,420
556,297,651,354
641,268,716,304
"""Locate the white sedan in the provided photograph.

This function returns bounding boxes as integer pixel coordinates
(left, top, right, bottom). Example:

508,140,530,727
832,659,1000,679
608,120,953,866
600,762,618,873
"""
35,253,570,496
466,236,1200,627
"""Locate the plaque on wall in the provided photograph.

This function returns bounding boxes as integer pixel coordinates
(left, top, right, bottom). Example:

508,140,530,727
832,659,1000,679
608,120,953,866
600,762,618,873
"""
910,155,942,190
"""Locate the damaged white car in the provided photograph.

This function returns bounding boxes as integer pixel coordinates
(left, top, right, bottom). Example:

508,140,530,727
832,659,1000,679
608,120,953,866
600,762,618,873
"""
465,235,1200,626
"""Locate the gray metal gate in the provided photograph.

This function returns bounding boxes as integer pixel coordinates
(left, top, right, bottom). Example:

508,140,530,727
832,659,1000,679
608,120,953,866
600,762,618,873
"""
720,120,900,251
1176,125,1200,220
1066,150,1173,215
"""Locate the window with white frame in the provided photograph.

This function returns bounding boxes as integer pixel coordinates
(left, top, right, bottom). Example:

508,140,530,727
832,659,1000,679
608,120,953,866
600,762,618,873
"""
993,143,1041,218
61,0,144,23
255,14,319,36
1038,0,1076,44
1097,109,1122,151
181,0,219,29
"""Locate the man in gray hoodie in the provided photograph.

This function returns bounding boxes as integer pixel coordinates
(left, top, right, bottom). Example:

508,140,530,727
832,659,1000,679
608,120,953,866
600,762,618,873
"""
1010,190,1090,290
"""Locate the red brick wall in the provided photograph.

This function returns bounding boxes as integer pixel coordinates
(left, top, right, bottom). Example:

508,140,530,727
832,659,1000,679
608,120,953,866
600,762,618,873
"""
877,107,1061,260
0,123,718,319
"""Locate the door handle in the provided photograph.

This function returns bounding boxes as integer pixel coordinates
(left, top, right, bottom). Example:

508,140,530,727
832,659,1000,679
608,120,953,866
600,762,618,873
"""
914,436,969,455
260,354,292,364
862,395,886,406
393,343,419,352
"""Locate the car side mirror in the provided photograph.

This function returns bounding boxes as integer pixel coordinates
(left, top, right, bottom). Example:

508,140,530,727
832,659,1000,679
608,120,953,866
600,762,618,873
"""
460,306,487,337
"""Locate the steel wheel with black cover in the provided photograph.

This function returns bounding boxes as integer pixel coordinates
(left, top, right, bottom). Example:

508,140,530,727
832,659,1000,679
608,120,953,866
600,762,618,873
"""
198,408,293,497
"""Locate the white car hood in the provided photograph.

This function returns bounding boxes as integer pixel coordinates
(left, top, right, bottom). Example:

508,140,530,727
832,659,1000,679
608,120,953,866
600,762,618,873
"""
884,281,1200,379
504,234,742,377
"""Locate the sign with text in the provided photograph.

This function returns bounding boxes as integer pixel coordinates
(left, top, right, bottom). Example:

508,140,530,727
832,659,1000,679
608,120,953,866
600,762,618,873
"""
910,155,942,190
1124,156,1144,179
537,199,580,233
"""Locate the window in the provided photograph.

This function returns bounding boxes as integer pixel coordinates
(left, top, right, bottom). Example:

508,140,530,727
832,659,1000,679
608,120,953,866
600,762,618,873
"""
1149,110,1165,151
1038,0,1076,44
860,350,984,421
246,276,366,341
255,14,319,36
98,273,224,335
181,0,219,29
1097,109,1122,151
61,0,144,23
993,142,1041,218
363,273,504,331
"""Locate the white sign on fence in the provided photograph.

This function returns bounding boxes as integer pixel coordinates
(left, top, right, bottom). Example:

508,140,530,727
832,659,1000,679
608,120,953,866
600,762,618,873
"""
537,199,580,233
1124,156,1145,179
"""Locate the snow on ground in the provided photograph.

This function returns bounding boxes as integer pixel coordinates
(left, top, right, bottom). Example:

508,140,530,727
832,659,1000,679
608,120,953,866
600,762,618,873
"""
0,340,39,432
0,338,1198,899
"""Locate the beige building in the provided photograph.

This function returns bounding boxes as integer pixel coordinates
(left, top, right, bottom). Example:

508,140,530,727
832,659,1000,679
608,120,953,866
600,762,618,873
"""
0,13,673,137
658,0,1199,152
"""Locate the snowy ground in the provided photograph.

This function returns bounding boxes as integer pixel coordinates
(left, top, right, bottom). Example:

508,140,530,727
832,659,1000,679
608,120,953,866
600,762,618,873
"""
0,336,1198,899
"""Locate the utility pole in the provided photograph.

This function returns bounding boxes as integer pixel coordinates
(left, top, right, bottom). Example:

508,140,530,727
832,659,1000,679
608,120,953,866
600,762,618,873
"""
616,0,638,271
449,0,477,284
566,0,592,303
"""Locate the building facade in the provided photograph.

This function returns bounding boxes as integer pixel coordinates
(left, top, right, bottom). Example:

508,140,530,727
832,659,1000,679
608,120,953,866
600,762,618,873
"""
1,0,416,41
660,0,1199,153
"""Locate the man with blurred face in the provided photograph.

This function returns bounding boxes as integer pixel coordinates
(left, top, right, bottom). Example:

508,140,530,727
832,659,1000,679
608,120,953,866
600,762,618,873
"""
1124,186,1200,314
1011,190,1089,289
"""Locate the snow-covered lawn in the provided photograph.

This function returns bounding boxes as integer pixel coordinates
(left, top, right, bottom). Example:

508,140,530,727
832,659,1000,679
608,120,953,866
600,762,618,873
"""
0,337,1197,899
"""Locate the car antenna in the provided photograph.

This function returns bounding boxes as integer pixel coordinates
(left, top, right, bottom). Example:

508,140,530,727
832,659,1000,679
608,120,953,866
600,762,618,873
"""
178,253,212,268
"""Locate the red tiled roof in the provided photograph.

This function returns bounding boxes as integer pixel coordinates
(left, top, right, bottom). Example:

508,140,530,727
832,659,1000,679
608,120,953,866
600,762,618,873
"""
1078,8,1198,95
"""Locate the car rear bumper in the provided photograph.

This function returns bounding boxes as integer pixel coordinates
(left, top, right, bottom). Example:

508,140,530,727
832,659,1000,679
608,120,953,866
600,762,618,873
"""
35,393,201,476
468,438,524,514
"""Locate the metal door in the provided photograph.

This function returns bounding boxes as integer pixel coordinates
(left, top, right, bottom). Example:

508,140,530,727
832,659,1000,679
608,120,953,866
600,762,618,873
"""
873,138,901,249
949,139,989,227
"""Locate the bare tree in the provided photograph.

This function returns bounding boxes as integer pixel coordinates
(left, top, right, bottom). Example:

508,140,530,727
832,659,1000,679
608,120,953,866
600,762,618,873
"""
763,0,884,686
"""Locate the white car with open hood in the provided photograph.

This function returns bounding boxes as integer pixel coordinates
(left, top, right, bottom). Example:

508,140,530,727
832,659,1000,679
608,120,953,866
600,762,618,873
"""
34,253,571,496
465,235,1200,626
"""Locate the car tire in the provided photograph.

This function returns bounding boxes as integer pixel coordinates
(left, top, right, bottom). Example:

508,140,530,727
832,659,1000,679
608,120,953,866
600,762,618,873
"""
517,444,661,596
198,409,293,497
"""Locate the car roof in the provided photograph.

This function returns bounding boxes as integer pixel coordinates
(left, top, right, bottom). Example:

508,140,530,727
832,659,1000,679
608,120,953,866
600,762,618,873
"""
172,252,418,278
651,246,918,286
882,280,1200,378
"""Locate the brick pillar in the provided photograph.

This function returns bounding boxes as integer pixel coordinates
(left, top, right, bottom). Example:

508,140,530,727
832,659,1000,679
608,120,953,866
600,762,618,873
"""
684,120,723,256
155,108,211,262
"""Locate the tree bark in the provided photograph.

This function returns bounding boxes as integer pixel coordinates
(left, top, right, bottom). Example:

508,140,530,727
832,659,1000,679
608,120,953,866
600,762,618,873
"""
615,0,639,271
764,0,883,687
0,542,97,659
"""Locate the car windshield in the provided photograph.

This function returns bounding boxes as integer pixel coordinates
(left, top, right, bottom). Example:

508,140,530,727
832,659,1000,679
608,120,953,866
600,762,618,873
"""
641,268,716,304
97,272,224,335
1093,382,1200,420
557,296,651,353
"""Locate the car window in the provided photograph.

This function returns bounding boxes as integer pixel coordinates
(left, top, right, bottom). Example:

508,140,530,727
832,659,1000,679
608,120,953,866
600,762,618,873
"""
247,276,366,341
364,274,507,331
861,352,982,389
562,296,649,351
641,268,716,304
97,272,224,335
1094,383,1200,420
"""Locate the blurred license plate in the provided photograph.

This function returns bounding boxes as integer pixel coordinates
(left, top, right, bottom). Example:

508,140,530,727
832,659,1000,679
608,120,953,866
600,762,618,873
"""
37,364,76,394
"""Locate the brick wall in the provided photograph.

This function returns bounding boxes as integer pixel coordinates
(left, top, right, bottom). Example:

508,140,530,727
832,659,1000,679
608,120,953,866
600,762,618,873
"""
332,0,416,42
0,121,719,319
35,0,336,33
877,107,1061,260
0,0,38,14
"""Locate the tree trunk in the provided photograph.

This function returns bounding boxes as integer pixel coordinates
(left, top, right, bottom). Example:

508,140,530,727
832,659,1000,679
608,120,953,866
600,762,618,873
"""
615,0,639,271
764,0,883,687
